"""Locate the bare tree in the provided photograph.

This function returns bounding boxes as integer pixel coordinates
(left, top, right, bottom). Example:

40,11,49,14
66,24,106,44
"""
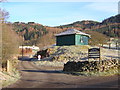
0,0,8,23
0,8,9,23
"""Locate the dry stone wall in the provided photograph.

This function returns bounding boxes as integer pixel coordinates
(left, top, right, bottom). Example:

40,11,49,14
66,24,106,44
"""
63,59,119,72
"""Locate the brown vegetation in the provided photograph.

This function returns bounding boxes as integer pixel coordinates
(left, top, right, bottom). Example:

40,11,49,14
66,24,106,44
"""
84,31,109,46
11,14,120,49
2,23,23,71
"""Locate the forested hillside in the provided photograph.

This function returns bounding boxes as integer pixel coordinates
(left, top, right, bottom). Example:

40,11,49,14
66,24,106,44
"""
12,22,65,47
11,14,119,48
57,14,120,37
92,14,120,37
13,22,48,40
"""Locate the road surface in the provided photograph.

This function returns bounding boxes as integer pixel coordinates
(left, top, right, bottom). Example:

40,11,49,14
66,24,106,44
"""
5,60,119,88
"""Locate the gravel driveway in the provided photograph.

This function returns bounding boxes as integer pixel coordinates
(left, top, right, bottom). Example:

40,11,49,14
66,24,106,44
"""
4,60,119,88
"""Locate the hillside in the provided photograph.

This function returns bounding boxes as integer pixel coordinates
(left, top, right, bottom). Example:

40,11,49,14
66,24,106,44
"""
57,20,100,30
11,14,119,47
56,14,120,37
13,22,48,41
12,22,65,47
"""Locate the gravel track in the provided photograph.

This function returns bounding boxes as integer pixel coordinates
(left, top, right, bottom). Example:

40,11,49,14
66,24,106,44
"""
4,60,119,88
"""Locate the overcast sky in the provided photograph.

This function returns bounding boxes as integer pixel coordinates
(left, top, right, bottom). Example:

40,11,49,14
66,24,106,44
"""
1,0,119,26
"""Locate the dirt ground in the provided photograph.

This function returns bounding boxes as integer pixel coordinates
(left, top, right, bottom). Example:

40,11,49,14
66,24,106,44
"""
3,60,119,88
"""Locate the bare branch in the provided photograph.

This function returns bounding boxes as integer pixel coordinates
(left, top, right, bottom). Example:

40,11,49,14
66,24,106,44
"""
0,8,9,23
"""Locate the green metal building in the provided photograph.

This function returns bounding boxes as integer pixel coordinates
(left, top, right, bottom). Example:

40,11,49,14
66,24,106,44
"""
55,29,91,46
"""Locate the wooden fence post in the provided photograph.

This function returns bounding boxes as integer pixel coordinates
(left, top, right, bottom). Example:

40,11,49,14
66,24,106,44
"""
116,42,118,49
109,43,111,49
99,47,101,62
7,60,12,73
0,56,1,72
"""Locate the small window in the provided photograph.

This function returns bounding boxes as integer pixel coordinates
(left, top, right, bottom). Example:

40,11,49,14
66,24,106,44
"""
80,36,83,43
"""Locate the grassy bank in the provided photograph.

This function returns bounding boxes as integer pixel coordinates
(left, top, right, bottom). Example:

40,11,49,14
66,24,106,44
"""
1,68,21,88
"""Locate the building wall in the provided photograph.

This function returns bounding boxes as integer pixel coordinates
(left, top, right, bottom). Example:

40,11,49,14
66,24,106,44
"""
56,34,75,46
75,34,88,45
82,36,89,45
56,34,89,46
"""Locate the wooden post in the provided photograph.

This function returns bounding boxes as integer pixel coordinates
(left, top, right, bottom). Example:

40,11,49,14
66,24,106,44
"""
99,47,101,63
22,45,23,60
116,42,118,49
7,60,12,73
0,57,1,72
88,49,89,62
109,43,111,49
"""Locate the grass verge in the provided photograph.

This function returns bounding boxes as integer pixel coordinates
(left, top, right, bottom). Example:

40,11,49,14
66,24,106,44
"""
1,68,21,88
63,68,119,76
